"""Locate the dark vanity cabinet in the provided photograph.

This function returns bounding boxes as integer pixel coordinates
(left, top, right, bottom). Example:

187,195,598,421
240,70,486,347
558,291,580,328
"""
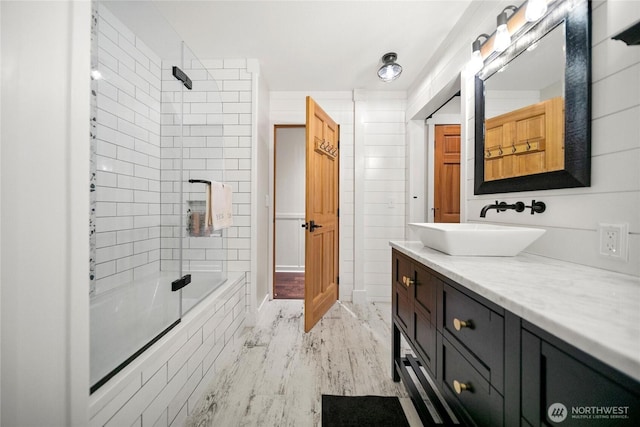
520,323,640,427
392,250,437,375
391,249,640,427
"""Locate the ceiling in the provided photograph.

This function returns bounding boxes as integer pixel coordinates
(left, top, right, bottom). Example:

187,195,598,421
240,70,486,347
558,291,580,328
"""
142,0,475,92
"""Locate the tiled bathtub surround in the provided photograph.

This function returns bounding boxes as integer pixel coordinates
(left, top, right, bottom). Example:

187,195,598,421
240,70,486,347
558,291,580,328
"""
89,273,248,427
92,3,164,295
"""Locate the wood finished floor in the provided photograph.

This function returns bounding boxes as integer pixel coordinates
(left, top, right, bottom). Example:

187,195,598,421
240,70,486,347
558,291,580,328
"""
184,300,424,427
274,272,304,300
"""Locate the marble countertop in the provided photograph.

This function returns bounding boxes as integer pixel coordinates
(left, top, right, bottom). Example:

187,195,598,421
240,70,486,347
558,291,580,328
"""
390,241,640,382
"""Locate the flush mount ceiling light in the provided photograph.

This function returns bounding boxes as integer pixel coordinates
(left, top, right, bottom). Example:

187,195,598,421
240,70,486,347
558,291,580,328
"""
525,0,548,22
377,52,403,82
494,5,518,53
469,33,490,74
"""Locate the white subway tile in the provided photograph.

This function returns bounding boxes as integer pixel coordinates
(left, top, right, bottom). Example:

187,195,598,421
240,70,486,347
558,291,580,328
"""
96,242,133,263
135,165,160,181
117,253,148,272
98,79,119,101
96,186,135,203
96,231,117,248
142,363,188,427
168,367,201,424
99,35,136,71
105,366,167,427
134,238,160,254
98,47,119,74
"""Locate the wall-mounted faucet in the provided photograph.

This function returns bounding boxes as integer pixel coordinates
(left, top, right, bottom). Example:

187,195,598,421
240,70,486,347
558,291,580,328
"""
480,200,546,217
480,201,525,217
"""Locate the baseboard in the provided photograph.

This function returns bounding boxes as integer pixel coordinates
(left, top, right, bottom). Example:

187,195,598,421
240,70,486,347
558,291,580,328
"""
257,292,269,311
352,289,367,305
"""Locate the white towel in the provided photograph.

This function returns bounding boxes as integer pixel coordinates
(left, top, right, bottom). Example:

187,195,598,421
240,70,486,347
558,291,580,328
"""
211,182,233,230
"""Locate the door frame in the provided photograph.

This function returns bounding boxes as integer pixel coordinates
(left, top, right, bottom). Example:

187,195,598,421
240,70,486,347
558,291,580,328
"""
424,98,462,223
428,119,462,223
272,124,306,299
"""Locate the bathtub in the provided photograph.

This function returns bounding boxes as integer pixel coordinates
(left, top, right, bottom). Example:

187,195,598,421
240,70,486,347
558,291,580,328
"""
90,270,227,392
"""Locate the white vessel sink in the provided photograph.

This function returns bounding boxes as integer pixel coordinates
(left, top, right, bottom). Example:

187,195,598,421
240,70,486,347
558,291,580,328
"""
408,223,545,256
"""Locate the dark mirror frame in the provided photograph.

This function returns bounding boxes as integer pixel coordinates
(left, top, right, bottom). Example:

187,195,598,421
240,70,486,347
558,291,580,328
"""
474,0,591,195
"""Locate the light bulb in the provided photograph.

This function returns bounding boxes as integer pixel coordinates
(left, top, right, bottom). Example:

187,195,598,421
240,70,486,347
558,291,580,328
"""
469,50,484,74
494,24,511,52
525,0,548,22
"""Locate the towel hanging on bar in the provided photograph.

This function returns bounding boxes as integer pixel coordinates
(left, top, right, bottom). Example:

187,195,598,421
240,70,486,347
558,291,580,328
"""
211,182,233,230
204,182,213,233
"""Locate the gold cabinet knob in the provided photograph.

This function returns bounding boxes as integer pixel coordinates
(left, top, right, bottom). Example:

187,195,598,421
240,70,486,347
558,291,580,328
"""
401,276,414,287
453,318,471,331
453,380,471,394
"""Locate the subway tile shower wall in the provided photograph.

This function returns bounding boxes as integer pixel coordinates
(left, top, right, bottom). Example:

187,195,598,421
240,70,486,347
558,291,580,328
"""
94,4,253,295
94,4,163,295
159,60,226,274
158,58,253,277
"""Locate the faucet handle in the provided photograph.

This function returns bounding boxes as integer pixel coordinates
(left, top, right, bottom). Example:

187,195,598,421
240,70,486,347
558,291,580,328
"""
526,200,546,215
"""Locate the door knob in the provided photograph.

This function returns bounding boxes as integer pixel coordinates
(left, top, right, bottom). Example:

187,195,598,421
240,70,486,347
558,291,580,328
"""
309,220,323,232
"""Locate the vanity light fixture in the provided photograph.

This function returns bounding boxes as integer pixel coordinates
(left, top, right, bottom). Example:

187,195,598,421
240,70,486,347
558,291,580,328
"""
377,52,403,82
525,0,548,22
469,34,490,74
494,5,518,53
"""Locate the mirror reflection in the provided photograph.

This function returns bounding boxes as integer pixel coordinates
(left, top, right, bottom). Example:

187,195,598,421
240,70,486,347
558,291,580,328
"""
483,23,566,182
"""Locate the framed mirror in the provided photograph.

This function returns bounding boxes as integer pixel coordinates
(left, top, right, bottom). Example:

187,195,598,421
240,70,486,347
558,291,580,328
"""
474,0,591,194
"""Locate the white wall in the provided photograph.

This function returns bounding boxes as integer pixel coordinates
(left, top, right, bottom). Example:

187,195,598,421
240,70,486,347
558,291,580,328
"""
274,127,306,272
408,0,640,277
354,91,407,302
1,1,91,425
252,64,271,313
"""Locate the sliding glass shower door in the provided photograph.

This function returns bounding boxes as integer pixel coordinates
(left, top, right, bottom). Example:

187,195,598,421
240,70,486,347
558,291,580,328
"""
89,0,216,392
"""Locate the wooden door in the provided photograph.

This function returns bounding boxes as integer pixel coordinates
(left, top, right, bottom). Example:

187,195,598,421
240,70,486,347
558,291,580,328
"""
434,125,460,223
304,96,339,332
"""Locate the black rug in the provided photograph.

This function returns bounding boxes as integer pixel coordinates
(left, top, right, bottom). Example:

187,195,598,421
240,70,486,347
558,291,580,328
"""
322,395,411,427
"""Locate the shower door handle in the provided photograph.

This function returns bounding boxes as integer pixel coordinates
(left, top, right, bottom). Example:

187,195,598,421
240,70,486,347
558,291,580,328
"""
171,274,192,292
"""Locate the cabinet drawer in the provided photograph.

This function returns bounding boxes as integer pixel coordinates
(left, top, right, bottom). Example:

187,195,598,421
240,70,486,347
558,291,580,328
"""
443,337,504,427
413,304,436,374
392,251,413,334
414,264,437,322
394,283,412,334
442,284,504,389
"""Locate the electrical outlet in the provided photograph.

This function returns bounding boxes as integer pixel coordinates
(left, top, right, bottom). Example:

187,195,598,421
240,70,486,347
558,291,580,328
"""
598,223,629,261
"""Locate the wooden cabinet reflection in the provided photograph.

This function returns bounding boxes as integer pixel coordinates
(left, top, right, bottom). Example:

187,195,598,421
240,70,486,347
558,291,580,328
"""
484,96,564,181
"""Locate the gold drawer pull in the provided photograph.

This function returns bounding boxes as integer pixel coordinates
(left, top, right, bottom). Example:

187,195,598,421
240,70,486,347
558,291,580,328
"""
453,380,472,394
401,276,414,287
453,318,471,331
